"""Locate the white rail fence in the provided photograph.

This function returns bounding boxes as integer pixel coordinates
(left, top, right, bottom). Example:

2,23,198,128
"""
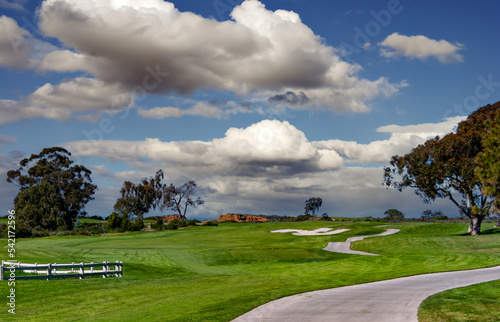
1,260,122,280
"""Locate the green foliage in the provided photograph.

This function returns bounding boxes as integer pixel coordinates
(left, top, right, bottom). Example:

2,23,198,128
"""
305,197,322,216
105,212,122,230
161,181,204,221
202,220,218,226
384,209,405,222
296,214,313,221
130,217,145,231
151,218,165,231
384,102,500,234
114,170,165,221
6,147,97,232
475,112,500,213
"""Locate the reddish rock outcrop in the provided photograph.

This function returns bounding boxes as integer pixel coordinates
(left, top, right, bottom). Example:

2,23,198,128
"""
216,214,268,223
163,215,181,222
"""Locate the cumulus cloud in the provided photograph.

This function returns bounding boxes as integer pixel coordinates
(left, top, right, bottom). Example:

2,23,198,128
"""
0,15,35,69
313,116,466,164
0,77,134,125
30,78,134,112
138,101,253,119
34,0,402,113
379,32,464,63
64,119,343,177
60,118,465,219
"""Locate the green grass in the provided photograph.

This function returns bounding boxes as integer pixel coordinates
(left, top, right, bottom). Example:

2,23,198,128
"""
77,218,106,224
419,280,500,321
1,222,499,321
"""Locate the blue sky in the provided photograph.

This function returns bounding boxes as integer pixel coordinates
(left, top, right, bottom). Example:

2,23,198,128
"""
1,0,499,219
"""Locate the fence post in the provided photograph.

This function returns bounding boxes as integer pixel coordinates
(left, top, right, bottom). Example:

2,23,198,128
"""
72,262,75,273
90,262,94,273
115,261,119,277
47,264,52,281
102,261,107,278
79,262,84,279
53,262,57,276
1,260,4,280
34,263,38,274
120,261,123,277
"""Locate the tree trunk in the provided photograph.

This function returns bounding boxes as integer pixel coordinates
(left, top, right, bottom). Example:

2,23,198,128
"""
468,218,474,234
470,216,483,235
495,216,500,228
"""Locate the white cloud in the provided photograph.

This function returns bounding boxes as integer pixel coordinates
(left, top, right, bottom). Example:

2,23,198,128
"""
30,77,134,112
138,101,253,119
64,120,343,179
0,77,134,125
313,116,466,164
60,118,466,219
379,32,464,63
0,15,35,69
35,0,402,113
37,50,92,72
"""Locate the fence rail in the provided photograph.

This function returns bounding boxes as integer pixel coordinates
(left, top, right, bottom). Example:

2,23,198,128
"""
1,260,122,280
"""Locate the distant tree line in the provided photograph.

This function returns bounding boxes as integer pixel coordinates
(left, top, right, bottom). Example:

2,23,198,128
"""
4,147,203,237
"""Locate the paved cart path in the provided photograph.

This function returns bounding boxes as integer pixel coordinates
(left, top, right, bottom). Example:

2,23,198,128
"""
322,229,400,256
233,265,500,322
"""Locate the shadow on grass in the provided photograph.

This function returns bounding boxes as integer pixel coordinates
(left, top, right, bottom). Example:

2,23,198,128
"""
456,227,500,236
480,227,500,235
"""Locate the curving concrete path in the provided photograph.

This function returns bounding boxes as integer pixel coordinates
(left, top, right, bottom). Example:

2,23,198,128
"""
322,229,400,256
272,228,350,236
233,265,500,322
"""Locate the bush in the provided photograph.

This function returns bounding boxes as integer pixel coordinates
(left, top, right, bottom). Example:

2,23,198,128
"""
166,219,180,230
151,218,165,231
130,218,144,231
105,212,122,230
202,221,218,226
296,214,313,222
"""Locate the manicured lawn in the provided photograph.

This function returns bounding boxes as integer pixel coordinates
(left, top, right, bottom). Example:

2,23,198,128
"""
419,280,500,321
1,222,499,321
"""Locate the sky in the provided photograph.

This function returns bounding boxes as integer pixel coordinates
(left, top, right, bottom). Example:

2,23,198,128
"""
1,0,499,219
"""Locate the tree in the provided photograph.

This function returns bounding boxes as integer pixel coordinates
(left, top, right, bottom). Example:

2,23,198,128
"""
113,170,164,222
384,102,499,235
304,197,322,216
7,147,96,231
160,181,204,221
475,112,500,227
384,209,404,222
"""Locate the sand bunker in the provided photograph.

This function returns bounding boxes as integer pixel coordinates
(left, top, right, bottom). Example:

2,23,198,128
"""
271,228,350,236
322,229,400,256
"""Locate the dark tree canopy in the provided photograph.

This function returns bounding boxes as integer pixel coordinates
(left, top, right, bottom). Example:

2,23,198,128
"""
161,181,204,221
384,102,500,235
7,147,97,231
305,197,322,216
475,113,500,213
113,170,204,224
384,209,404,222
113,169,164,222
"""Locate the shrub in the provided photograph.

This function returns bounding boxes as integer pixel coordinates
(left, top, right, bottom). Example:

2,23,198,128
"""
130,218,145,231
202,221,218,226
151,218,165,231
105,212,122,230
166,219,180,230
